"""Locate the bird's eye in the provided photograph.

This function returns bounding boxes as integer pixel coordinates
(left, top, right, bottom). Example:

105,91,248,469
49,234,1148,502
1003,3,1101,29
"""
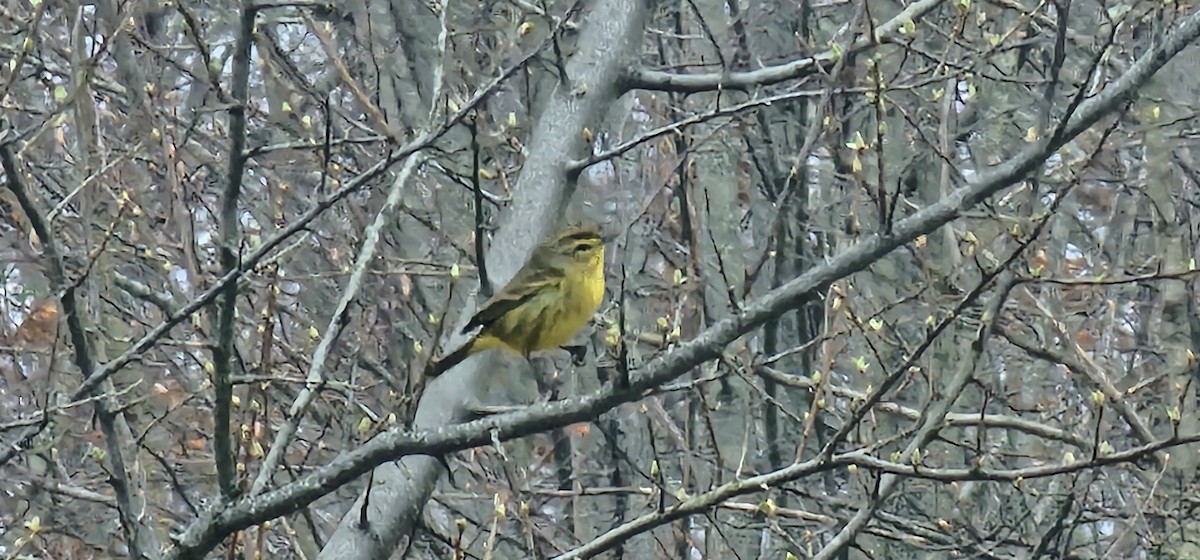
573,244,591,256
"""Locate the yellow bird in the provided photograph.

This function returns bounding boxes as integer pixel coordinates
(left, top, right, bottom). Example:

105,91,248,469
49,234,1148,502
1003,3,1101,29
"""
426,225,606,377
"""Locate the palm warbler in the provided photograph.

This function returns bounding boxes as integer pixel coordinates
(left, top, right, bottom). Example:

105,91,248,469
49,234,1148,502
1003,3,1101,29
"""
426,225,606,377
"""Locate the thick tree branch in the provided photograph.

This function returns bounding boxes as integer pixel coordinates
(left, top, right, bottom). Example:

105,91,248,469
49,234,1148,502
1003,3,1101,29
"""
212,2,257,501
0,20,529,466
159,6,1200,557
808,13,1200,558
315,0,639,558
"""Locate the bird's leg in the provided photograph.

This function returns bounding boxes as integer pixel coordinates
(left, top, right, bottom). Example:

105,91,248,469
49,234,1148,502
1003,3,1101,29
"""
523,352,560,403
524,352,546,391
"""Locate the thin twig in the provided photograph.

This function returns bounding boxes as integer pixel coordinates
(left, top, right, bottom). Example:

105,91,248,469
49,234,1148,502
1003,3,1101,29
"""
247,152,428,497
163,4,1200,558
0,136,147,558
0,2,558,465
556,432,1200,560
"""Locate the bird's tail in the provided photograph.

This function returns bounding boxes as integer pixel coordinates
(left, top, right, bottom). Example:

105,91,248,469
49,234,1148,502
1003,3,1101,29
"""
425,339,476,378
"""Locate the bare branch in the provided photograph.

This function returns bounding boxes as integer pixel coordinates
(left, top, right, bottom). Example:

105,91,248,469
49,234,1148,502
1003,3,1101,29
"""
248,152,427,496
0,137,153,559
625,0,943,93
555,432,1200,560
211,3,258,500
156,7,1200,556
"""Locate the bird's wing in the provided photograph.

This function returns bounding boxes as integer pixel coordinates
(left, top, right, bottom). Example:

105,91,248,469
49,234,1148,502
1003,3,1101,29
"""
463,262,565,332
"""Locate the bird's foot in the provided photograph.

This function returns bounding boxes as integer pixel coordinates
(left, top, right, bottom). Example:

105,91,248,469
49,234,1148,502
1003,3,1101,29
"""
561,344,588,366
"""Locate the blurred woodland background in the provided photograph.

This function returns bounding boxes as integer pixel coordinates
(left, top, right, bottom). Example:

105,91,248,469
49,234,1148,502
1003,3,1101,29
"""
4,0,1200,558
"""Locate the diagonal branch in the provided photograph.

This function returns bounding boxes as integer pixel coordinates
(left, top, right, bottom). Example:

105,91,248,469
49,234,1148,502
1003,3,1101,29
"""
159,4,1200,557
556,431,1200,560
0,140,156,558
0,2,551,467
568,86,847,175
1003,327,1156,445
248,152,427,497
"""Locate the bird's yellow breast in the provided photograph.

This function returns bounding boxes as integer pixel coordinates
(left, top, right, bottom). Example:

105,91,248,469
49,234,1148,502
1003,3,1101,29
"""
530,248,604,351
471,241,605,358
575,249,605,318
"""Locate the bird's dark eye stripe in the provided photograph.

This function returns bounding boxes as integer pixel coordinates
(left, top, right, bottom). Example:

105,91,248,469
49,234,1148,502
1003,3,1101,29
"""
557,231,602,249
568,240,598,252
